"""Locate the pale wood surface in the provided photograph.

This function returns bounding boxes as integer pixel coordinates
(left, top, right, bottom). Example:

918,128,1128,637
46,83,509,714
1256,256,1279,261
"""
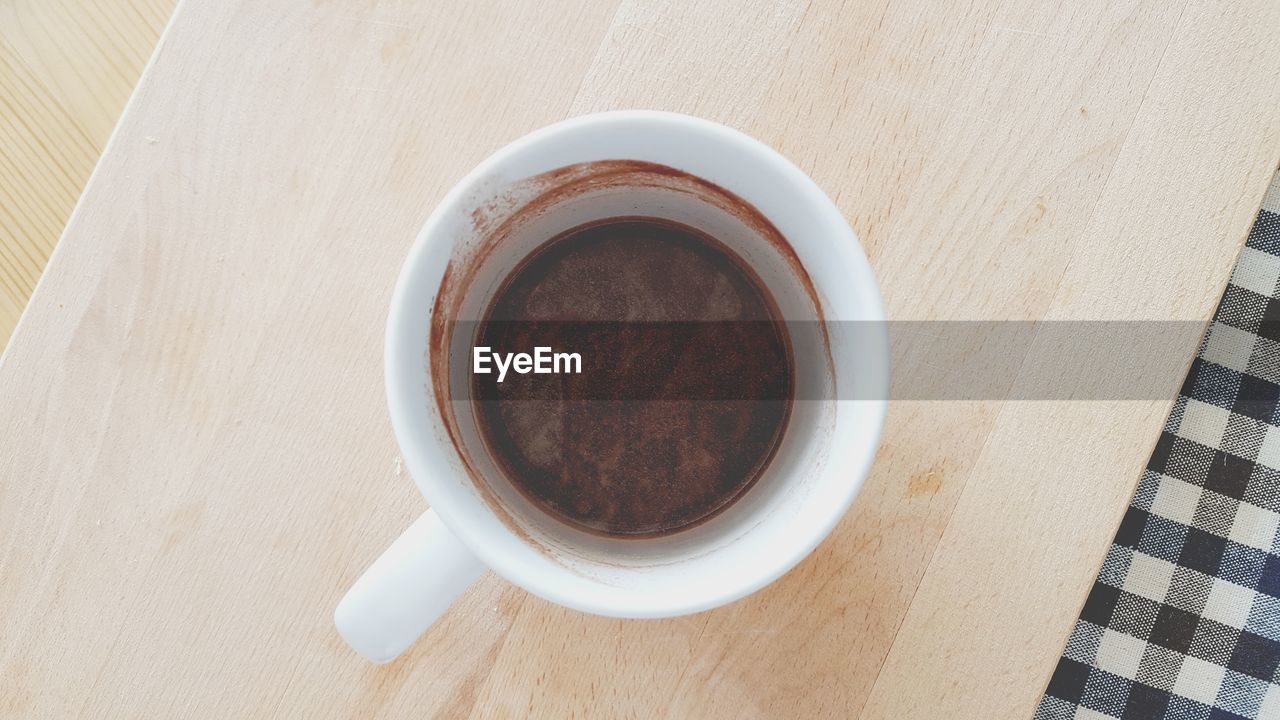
3,1,1280,718
0,0,175,348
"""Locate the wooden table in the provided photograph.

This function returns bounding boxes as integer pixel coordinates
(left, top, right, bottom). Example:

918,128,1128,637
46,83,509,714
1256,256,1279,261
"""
0,0,174,348
3,1,1279,717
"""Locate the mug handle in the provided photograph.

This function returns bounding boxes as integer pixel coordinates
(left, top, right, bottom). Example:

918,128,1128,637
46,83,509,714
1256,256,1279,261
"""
334,509,485,663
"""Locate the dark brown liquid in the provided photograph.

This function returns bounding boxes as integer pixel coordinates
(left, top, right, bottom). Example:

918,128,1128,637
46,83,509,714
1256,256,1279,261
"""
472,219,793,537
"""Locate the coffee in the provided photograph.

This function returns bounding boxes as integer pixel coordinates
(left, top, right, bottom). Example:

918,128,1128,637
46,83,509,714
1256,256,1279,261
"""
471,218,794,537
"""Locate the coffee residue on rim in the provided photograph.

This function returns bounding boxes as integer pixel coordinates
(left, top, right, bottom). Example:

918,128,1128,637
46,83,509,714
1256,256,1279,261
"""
428,160,831,551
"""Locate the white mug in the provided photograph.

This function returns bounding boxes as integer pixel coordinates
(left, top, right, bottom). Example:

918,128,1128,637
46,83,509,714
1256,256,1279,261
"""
335,111,888,663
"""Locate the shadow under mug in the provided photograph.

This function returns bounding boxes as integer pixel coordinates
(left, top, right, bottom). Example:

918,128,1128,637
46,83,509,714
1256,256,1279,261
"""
335,111,888,663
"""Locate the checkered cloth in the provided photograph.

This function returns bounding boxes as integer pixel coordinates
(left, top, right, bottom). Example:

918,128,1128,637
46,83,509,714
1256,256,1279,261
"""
1038,171,1280,720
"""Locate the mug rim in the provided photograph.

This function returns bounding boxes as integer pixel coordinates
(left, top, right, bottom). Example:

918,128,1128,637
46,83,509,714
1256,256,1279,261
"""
385,110,887,618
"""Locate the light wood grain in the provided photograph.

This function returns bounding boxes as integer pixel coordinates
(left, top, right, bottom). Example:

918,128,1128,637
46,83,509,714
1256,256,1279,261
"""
2,1,1279,718
0,0,175,348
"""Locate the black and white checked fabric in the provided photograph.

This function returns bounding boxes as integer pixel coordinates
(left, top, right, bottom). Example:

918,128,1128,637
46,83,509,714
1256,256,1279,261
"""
1038,172,1280,720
